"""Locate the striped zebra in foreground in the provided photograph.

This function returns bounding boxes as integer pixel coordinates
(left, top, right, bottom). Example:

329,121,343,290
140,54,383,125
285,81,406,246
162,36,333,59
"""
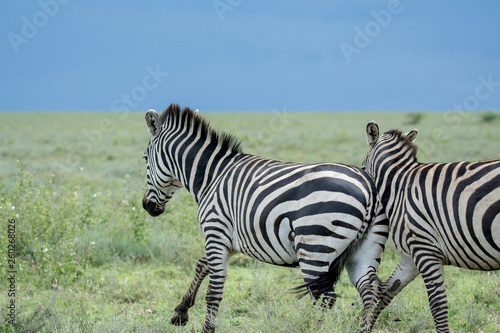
362,121,500,333
141,104,388,333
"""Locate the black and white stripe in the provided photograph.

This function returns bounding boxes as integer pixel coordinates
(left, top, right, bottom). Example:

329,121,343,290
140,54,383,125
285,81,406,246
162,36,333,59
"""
362,121,500,333
142,104,388,333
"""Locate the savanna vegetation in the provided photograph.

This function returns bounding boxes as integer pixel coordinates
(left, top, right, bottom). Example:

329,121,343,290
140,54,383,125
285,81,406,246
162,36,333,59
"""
0,110,499,332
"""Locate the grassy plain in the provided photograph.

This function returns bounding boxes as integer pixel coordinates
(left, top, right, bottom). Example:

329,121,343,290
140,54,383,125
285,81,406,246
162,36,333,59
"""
0,110,499,332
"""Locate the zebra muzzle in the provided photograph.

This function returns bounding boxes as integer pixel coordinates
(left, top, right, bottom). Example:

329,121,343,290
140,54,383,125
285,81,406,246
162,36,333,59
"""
143,198,165,217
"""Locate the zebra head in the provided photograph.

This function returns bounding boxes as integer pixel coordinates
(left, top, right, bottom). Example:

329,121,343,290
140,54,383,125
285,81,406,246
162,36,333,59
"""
142,109,183,217
362,121,418,176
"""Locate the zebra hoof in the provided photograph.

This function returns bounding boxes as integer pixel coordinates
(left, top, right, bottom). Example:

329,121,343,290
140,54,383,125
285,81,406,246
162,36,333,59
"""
171,309,189,326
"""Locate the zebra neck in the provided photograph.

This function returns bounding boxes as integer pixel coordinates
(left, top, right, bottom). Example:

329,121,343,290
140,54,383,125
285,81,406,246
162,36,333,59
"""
167,136,242,203
375,157,418,214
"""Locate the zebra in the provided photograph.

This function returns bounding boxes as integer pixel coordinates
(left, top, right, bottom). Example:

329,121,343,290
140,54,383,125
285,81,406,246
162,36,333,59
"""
362,121,500,333
141,104,388,333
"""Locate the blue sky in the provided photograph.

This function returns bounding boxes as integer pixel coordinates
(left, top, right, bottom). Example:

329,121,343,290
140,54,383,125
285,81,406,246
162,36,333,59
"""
1,1,499,112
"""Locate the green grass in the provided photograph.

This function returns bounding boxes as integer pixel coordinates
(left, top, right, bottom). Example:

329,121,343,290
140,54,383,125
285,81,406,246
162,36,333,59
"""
0,110,499,332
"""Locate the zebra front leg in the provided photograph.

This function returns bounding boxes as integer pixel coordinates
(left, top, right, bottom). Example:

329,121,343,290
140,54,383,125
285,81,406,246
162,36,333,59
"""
416,259,449,333
201,244,230,333
171,255,209,326
369,252,420,331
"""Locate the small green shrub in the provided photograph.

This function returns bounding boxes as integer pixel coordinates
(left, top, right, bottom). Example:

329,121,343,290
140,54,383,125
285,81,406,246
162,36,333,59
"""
405,112,424,125
481,110,497,123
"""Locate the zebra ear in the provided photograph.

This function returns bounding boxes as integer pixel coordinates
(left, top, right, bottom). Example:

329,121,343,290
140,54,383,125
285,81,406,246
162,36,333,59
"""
145,109,162,138
366,121,379,147
404,129,418,142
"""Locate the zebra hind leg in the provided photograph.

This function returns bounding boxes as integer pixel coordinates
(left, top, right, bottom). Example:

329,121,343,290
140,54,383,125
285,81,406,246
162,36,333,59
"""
171,255,210,326
346,250,383,333
345,213,389,332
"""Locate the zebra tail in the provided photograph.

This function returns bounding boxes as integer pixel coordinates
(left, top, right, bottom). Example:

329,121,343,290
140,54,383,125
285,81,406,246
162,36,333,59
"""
292,240,359,299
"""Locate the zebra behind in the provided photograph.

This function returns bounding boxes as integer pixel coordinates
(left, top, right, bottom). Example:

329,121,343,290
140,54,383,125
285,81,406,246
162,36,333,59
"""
362,121,500,333
141,104,388,333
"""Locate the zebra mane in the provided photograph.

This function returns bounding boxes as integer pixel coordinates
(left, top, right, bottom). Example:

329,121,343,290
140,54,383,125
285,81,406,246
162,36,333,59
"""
159,103,243,154
384,129,418,161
